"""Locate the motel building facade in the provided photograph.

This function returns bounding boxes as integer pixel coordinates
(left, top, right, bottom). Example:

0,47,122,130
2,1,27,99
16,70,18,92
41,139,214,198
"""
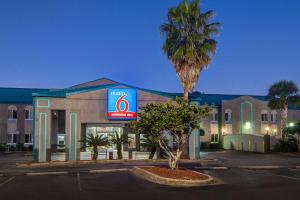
0,78,300,162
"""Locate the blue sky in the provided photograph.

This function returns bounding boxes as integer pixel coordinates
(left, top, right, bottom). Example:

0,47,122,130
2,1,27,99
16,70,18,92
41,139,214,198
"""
0,0,299,95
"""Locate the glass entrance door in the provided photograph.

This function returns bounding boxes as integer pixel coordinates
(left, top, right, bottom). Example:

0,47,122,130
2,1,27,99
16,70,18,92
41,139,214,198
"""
81,125,123,160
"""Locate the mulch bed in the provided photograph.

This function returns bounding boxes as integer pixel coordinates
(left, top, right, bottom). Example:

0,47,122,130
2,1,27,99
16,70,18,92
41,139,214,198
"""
141,166,209,181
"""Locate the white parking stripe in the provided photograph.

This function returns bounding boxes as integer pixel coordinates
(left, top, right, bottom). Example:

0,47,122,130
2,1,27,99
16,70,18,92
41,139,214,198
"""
0,176,15,187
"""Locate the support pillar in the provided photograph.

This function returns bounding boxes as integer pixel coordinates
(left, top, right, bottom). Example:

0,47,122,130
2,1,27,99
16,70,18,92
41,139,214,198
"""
66,111,80,161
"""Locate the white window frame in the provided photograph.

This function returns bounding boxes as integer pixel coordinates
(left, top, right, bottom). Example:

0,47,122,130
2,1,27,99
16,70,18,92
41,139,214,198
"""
25,107,33,120
261,110,268,123
210,109,218,123
225,109,232,123
7,133,17,144
7,106,18,120
210,133,219,144
270,111,277,123
24,133,33,144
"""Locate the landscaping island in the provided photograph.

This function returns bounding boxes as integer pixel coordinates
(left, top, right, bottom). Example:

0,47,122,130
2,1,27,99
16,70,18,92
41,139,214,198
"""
132,166,214,187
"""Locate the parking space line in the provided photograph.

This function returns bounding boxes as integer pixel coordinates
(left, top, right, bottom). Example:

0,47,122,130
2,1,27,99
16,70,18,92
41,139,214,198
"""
77,173,82,192
0,176,15,188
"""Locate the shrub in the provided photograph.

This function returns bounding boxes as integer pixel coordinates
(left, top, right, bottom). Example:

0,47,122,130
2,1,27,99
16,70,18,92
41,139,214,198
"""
0,143,7,152
274,136,299,152
200,142,207,149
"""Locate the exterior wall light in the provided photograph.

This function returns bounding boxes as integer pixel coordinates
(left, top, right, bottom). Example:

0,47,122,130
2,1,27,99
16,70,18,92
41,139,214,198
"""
222,128,227,135
245,122,251,130
265,127,270,135
289,122,295,127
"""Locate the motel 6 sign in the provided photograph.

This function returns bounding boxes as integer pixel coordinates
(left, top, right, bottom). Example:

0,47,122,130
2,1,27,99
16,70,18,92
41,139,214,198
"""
107,88,137,120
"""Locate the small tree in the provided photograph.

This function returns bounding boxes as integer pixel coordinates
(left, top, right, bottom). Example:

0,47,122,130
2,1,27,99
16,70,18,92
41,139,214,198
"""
268,80,300,138
110,132,129,159
84,133,108,160
134,97,210,169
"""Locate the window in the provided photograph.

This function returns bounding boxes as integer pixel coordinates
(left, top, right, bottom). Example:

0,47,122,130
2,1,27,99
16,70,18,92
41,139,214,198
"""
210,133,219,143
25,134,32,143
7,134,17,143
271,111,277,123
261,110,268,122
225,109,232,123
8,106,17,120
25,106,33,120
210,110,218,122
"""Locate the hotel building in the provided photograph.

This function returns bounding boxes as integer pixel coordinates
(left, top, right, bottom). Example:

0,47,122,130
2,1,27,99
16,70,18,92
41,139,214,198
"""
0,78,299,162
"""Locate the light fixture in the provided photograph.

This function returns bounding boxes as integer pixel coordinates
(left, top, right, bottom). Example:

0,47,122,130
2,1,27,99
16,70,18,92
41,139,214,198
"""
245,122,251,129
222,128,227,135
289,122,295,127
265,126,270,135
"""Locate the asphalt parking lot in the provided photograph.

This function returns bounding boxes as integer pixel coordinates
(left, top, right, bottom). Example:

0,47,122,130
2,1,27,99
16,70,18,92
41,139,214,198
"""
1,151,300,200
1,168,300,200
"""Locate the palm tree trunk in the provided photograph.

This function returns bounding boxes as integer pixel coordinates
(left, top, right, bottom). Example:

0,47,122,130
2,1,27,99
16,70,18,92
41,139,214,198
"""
183,87,189,100
92,147,98,160
281,104,288,139
117,143,122,159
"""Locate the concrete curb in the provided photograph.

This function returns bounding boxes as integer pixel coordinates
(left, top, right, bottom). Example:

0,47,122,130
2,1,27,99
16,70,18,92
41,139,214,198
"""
26,171,69,176
16,159,203,168
16,159,169,167
238,166,286,170
131,167,215,187
195,166,228,170
89,169,129,173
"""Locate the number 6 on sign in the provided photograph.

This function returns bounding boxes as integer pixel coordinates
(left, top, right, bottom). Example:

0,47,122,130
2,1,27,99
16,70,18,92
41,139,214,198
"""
107,89,137,120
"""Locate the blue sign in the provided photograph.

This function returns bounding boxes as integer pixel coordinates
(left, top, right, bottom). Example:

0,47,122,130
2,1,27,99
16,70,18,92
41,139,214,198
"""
107,88,137,120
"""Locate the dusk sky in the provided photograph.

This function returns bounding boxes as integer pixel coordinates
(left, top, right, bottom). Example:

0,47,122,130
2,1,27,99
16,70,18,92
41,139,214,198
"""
0,0,299,95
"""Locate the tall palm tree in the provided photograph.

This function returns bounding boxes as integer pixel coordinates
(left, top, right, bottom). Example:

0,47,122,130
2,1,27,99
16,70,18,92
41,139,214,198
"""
161,0,220,100
268,80,300,138
85,133,108,160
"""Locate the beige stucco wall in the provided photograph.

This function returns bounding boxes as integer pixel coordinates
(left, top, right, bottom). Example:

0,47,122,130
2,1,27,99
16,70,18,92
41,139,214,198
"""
222,96,281,135
0,104,32,145
33,86,172,161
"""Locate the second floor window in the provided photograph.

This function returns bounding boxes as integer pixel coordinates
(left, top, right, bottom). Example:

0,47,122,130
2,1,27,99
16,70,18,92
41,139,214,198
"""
271,112,277,123
25,109,33,120
261,113,268,122
225,109,232,122
211,110,218,122
8,109,17,120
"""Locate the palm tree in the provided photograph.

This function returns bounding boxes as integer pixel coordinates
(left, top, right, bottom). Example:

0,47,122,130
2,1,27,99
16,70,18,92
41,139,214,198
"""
161,0,220,100
110,132,129,159
140,134,168,159
268,80,300,138
85,133,108,160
